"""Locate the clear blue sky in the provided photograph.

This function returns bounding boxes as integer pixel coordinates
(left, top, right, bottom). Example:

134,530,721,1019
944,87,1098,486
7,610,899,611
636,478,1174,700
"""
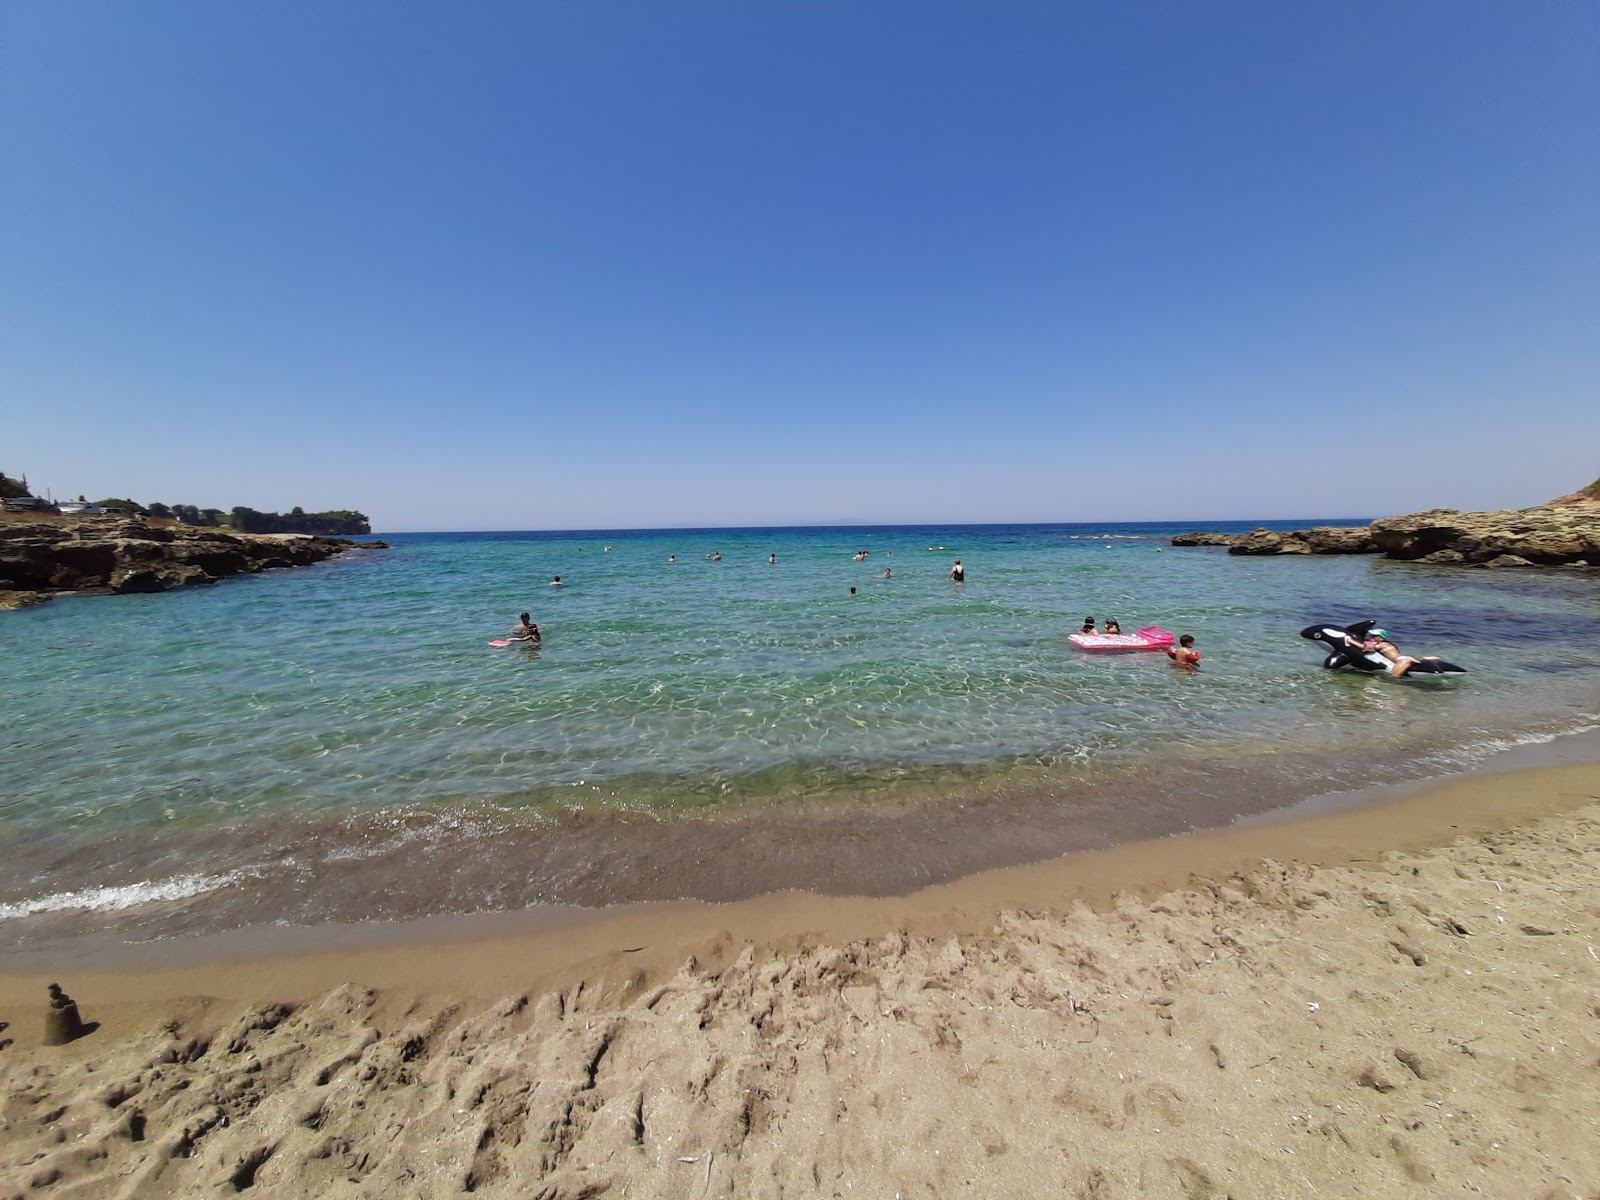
4,2,1596,531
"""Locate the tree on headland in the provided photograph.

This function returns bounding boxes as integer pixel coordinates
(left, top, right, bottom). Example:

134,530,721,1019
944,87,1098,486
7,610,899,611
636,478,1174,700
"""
229,506,371,535
0,471,31,499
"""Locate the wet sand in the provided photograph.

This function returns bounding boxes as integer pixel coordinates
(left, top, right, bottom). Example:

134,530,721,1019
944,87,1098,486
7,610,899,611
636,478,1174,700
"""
1,760,1598,1197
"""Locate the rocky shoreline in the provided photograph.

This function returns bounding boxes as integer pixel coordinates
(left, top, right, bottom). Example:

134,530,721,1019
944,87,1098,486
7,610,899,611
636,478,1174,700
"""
1173,483,1599,568
0,516,387,607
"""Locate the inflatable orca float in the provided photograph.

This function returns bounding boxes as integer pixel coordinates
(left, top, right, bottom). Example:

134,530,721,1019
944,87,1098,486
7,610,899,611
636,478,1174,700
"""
1300,619,1466,678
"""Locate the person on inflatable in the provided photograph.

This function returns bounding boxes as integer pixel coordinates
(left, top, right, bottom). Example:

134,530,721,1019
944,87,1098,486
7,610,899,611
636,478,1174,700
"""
1361,629,1433,678
1103,618,1122,635
1079,616,1096,634
1167,633,1200,670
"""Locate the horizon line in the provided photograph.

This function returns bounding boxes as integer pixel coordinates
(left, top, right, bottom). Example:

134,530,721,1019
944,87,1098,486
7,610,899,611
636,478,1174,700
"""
366,516,1376,537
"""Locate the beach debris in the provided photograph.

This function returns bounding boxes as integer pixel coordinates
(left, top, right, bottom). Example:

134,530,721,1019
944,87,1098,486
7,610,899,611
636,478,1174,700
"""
1357,1066,1396,1093
43,982,89,1045
1518,924,1555,936
1394,1049,1427,1079
1306,1002,1319,1013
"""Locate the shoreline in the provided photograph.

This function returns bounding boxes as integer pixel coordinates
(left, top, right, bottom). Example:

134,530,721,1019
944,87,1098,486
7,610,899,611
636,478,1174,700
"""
4,748,1596,992
5,720,1597,965
1,761,1597,1197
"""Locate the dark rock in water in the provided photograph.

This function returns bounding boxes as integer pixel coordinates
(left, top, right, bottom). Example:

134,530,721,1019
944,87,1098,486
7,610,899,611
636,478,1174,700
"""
0,517,385,600
0,589,53,608
43,983,89,1045
1171,531,1236,547
1484,554,1535,569
1416,549,1466,565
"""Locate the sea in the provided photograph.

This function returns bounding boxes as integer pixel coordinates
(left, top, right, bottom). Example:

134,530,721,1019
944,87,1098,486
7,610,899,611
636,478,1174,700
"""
3,521,1598,961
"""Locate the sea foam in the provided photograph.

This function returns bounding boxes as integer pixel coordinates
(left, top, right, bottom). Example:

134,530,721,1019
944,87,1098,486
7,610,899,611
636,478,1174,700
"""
0,871,243,920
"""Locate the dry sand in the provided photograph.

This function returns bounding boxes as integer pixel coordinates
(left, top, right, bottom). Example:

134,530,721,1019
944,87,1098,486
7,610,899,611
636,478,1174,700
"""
2,761,1598,1199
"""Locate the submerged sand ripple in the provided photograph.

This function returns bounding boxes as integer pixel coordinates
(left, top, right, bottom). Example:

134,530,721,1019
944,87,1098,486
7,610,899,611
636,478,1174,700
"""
2,802,1598,1198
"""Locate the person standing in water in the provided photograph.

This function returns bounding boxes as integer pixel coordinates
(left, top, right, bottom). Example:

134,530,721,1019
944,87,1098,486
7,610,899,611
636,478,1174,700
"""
509,613,541,645
768,552,776,564
950,558,964,582
1167,634,1200,670
550,575,563,586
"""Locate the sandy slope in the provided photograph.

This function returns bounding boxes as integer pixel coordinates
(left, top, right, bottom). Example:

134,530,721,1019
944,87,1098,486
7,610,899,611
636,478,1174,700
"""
2,768,1599,1199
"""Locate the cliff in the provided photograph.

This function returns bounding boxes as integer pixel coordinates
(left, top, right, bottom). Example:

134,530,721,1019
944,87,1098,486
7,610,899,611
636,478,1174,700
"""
0,516,387,606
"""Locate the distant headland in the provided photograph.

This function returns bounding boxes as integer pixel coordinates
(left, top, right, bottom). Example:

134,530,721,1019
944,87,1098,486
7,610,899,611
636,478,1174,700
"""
1,469,385,607
0,470,370,535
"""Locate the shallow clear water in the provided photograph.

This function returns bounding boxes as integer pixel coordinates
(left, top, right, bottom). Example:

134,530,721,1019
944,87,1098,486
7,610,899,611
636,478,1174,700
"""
2,521,1597,938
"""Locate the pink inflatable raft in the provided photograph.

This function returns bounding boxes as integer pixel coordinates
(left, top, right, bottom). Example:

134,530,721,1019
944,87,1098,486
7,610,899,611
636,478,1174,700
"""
1067,624,1175,653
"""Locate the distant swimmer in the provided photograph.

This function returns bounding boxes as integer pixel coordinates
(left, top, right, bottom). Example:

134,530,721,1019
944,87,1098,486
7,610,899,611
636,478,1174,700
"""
1104,618,1121,635
1080,616,1096,634
853,551,868,561
880,567,892,578
768,553,776,564
1167,634,1200,670
550,575,563,586
949,558,964,582
509,613,542,645
604,546,612,552
849,586,857,595
667,555,676,562
712,551,722,561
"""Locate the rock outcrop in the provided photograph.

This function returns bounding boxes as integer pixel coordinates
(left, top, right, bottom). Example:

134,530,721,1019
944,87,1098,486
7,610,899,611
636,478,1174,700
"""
0,517,387,604
1228,526,1376,556
1168,478,1599,569
1365,505,1598,565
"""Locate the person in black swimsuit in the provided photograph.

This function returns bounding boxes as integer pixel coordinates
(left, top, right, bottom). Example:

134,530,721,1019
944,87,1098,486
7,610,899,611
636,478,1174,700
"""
950,559,965,582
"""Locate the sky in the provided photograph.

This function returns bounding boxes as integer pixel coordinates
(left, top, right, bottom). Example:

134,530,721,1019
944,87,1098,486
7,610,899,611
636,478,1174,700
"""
3,2,1596,532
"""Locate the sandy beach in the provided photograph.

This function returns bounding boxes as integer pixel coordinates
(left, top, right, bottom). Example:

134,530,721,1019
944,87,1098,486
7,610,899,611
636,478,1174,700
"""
2,760,1598,1199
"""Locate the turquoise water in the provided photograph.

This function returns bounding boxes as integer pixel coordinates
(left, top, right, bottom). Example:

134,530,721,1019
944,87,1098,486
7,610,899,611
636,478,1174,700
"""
2,522,1597,939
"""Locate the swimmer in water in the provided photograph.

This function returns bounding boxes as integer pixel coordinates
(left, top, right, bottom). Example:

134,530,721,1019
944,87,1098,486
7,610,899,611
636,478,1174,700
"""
1080,616,1096,634
949,558,964,582
1103,618,1121,635
880,567,892,578
550,575,563,586
768,553,776,564
509,613,541,644
1167,634,1200,670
